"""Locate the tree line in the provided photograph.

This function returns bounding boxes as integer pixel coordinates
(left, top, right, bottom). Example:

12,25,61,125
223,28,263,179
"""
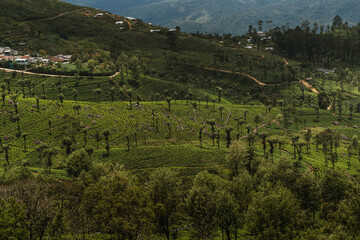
1,139,360,239
272,15,360,66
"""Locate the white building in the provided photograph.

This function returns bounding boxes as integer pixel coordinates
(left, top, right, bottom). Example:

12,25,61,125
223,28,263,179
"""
94,13,104,18
317,68,336,74
56,54,72,62
1,47,18,56
257,31,267,37
14,58,29,65
126,17,136,21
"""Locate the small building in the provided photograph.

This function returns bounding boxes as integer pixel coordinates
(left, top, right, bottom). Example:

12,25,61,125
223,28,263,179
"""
257,31,267,37
94,13,104,18
168,29,176,32
55,54,72,62
3,47,16,56
115,21,124,25
317,68,336,74
14,56,30,65
0,56,16,61
62,55,72,61
28,57,42,64
126,17,136,21
265,47,274,51
244,45,253,49
4,50,12,56
150,29,161,33
49,56,65,63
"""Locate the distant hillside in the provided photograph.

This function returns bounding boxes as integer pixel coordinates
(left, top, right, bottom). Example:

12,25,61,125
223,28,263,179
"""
1,0,299,105
0,0,78,21
0,0,169,55
63,0,360,34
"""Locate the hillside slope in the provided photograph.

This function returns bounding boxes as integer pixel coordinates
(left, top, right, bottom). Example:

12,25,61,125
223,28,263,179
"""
63,0,360,34
0,0,299,104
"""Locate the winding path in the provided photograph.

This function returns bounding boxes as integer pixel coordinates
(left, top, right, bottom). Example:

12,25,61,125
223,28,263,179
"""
0,68,120,79
239,119,278,139
224,110,232,127
1,68,71,77
21,9,81,23
203,55,290,87
299,79,319,93
253,119,278,134
204,67,274,86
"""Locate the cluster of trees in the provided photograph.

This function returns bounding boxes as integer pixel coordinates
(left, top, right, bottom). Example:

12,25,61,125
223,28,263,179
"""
272,15,360,66
1,140,360,239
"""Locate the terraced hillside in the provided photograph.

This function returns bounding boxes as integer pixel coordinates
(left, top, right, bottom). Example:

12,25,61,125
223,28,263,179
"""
0,79,278,176
3,67,360,179
0,0,299,100
1,0,360,179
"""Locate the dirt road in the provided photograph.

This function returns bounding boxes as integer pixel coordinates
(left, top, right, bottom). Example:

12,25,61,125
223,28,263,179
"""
299,79,319,93
204,67,271,86
1,68,120,79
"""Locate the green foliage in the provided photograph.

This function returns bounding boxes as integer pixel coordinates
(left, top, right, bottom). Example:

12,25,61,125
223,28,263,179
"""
245,184,305,240
66,148,92,177
332,188,360,237
320,169,349,204
186,171,223,239
318,92,331,110
0,198,28,239
3,1,360,238
0,178,60,239
226,140,251,177
81,166,154,239
147,168,182,239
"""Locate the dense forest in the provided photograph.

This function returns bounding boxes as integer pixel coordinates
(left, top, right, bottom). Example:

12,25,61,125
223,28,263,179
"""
272,15,360,66
1,144,360,240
